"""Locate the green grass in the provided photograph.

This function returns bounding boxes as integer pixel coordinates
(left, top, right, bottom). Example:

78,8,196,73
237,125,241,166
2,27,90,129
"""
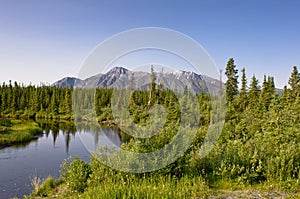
26,173,300,199
25,153,300,199
26,174,209,199
0,119,42,146
81,175,208,199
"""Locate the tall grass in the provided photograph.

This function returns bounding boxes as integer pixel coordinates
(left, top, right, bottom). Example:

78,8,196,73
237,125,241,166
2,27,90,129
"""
31,176,42,193
28,176,56,198
83,174,208,199
0,119,42,146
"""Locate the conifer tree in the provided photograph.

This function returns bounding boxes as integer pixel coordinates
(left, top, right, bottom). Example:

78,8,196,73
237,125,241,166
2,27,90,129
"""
288,66,300,90
240,68,247,96
260,75,272,110
288,66,300,99
248,75,260,106
51,88,59,115
148,65,156,106
225,58,239,104
268,76,276,95
238,67,248,111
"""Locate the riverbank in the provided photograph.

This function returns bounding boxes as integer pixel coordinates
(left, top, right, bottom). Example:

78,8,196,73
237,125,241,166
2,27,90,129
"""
0,119,43,147
26,175,300,199
2,112,73,121
2,112,114,124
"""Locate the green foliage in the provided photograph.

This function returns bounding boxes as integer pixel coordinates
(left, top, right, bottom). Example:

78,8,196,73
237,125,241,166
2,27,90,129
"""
6,64,300,198
84,173,208,198
0,117,12,127
0,120,42,146
260,75,276,110
288,66,300,91
288,66,300,101
60,156,92,192
0,83,73,119
38,177,55,195
240,67,247,95
225,58,239,103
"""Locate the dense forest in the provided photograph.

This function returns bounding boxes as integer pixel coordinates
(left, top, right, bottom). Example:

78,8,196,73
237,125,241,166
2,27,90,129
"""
0,82,73,119
0,59,300,198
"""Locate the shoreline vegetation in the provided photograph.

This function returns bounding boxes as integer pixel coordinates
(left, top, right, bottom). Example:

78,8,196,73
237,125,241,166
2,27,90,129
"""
0,62,299,198
0,118,42,148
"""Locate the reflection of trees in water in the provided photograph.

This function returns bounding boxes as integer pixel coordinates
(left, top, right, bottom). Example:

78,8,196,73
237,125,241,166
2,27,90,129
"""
36,120,123,152
64,132,70,153
52,122,59,146
37,120,77,152
62,123,76,153
75,122,123,147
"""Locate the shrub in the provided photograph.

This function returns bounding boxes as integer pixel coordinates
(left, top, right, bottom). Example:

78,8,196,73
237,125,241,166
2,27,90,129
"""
60,156,92,192
37,177,55,196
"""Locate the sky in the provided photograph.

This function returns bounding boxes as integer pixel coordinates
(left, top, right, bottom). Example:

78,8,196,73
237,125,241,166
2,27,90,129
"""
0,0,300,88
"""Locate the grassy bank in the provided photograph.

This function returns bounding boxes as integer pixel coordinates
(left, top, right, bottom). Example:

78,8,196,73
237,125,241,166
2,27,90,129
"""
25,119,300,198
0,118,43,147
26,156,300,199
3,111,73,121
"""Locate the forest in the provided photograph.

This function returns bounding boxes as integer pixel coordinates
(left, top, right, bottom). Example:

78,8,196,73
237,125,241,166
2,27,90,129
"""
0,58,300,198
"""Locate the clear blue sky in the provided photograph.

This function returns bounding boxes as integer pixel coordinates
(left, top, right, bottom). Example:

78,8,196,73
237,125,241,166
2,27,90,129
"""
0,0,299,88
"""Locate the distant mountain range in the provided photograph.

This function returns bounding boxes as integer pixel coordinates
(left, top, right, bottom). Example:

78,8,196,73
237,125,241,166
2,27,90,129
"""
53,67,224,95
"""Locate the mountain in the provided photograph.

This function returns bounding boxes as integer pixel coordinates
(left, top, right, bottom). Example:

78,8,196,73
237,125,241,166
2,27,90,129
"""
53,67,223,95
53,77,79,88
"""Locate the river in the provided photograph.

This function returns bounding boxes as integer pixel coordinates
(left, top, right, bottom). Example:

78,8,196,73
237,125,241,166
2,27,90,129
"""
0,120,121,199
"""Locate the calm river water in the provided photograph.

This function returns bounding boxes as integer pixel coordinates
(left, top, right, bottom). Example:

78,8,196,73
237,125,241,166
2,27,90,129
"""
0,120,121,199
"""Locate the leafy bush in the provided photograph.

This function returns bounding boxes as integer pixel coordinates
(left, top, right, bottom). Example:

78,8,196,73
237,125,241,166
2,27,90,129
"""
60,156,92,192
38,177,55,196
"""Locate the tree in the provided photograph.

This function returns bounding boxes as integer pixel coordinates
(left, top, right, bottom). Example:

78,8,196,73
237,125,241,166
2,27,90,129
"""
288,66,300,99
288,66,299,90
260,75,273,110
63,88,72,114
1,83,8,112
225,58,239,104
248,75,260,106
238,67,248,111
51,88,59,115
240,68,247,96
148,65,156,106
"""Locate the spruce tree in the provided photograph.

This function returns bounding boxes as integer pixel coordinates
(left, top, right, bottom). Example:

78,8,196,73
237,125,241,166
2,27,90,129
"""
288,66,300,99
240,67,247,96
260,75,275,111
268,76,276,96
248,75,260,105
225,58,239,104
238,67,248,111
260,75,270,110
148,65,156,106
288,66,300,91
280,85,290,107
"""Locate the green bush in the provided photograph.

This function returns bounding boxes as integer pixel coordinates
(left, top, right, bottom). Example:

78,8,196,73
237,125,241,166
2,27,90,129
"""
37,177,55,196
60,156,92,192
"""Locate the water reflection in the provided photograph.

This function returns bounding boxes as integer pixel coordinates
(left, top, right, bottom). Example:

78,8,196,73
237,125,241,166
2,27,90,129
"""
0,120,122,199
79,125,122,153
36,120,123,154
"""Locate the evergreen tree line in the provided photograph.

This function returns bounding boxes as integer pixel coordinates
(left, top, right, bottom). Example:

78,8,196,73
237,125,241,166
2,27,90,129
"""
204,59,300,183
0,81,72,119
225,58,299,110
225,58,299,128
0,61,298,125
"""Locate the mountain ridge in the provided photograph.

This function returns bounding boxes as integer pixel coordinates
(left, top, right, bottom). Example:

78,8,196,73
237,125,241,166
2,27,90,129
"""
53,67,223,95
